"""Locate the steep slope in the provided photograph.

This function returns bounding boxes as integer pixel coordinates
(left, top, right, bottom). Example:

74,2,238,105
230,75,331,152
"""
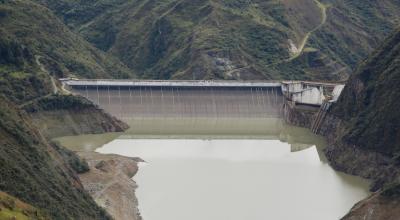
0,96,111,219
0,6,128,218
310,0,400,69
332,29,400,159
315,29,400,219
35,0,400,81
0,0,135,79
282,28,400,219
0,38,53,104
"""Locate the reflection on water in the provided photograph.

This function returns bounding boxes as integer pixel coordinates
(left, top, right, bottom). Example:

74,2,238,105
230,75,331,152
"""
97,138,369,220
62,86,370,220
53,132,123,152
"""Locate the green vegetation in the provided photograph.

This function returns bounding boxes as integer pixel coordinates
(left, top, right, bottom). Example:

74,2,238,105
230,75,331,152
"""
333,29,400,156
0,9,113,217
381,183,400,198
0,36,52,104
310,0,400,69
53,141,90,174
33,0,400,81
24,94,94,112
0,0,135,79
0,96,111,219
0,192,49,220
0,67,51,104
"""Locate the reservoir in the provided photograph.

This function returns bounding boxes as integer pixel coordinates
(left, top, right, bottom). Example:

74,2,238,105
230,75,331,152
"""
61,86,370,220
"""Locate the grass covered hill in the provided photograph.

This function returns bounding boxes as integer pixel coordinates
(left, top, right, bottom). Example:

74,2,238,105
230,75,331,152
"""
309,0,400,71
0,39,114,218
0,191,50,220
0,3,123,217
332,29,400,157
320,28,400,220
35,0,400,81
0,0,135,79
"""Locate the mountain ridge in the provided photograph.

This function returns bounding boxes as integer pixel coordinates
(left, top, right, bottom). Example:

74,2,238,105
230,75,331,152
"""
34,0,400,81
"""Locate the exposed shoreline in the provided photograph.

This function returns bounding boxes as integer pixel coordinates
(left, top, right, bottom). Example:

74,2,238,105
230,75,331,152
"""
53,133,144,220
77,151,143,220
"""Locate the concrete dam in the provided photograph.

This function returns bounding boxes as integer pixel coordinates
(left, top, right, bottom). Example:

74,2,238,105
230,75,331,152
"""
64,80,283,119
63,79,344,135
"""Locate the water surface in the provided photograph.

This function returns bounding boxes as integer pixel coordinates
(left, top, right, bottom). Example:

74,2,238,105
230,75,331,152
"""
64,87,370,220
94,126,369,220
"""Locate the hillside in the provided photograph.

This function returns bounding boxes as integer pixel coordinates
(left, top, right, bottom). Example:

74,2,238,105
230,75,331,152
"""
0,3,128,217
35,0,400,80
0,191,49,220
332,29,400,158
0,0,135,80
0,96,111,219
311,0,400,69
316,29,400,219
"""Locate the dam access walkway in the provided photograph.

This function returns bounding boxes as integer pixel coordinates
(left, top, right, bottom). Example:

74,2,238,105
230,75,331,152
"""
60,79,282,89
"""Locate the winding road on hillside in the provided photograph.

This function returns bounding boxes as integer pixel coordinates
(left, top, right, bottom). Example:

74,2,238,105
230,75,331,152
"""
18,56,64,108
35,55,58,94
221,0,328,79
288,0,328,61
265,0,328,69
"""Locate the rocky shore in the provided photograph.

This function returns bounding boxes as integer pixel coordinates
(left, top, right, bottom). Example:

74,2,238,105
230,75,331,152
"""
77,152,143,220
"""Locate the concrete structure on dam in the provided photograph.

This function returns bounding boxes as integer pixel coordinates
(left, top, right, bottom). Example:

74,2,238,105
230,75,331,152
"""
281,81,345,106
62,79,345,107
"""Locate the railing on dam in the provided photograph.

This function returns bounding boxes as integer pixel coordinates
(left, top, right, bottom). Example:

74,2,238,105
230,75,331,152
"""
61,79,282,88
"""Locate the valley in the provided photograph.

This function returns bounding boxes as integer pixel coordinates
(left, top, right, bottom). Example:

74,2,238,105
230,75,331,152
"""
0,0,400,219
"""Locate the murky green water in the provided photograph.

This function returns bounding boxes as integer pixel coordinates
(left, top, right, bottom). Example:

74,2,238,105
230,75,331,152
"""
56,117,370,220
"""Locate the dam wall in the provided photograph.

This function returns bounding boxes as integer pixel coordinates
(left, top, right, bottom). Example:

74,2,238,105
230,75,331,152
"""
63,79,346,135
70,86,284,120
63,80,345,129
63,79,345,107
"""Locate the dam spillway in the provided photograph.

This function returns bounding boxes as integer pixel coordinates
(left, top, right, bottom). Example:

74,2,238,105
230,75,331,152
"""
70,86,284,119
